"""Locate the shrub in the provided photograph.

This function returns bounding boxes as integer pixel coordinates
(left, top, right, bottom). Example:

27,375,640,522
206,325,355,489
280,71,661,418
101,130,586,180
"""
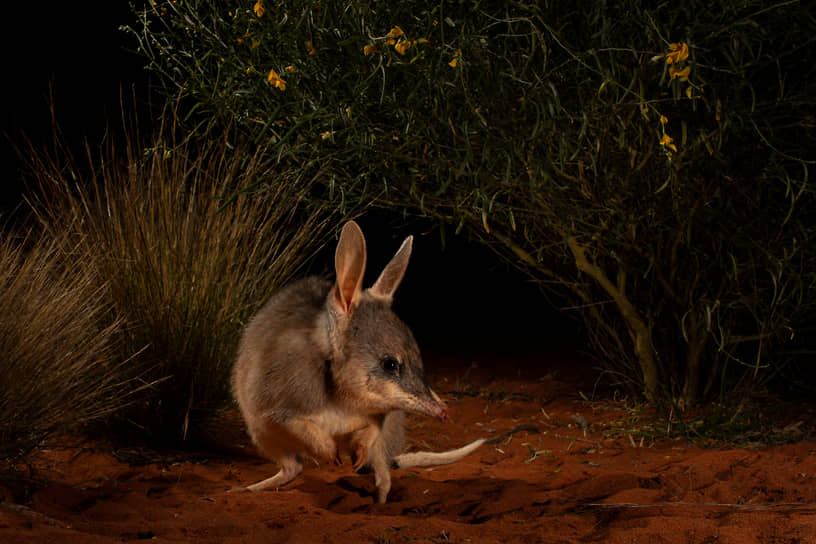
25,112,341,444
0,232,126,463
127,1,816,407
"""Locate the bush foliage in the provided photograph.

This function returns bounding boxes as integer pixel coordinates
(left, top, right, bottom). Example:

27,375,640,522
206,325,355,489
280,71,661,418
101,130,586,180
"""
25,112,341,444
128,0,815,406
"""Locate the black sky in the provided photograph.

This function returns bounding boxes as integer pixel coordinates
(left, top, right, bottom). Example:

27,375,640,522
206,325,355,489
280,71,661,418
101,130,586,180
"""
1,3,149,215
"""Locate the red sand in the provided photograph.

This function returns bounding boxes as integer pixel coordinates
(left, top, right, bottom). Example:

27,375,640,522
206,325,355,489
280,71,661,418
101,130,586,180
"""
3,351,816,543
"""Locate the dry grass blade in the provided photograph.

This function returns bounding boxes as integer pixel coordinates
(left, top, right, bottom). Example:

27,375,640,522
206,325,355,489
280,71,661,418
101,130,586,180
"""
24,111,340,444
0,232,129,465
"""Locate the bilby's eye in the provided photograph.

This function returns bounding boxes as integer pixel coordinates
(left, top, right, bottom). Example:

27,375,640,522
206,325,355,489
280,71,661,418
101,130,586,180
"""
381,357,400,376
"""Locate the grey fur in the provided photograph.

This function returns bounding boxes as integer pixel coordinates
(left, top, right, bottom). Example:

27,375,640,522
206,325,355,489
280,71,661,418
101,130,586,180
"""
230,221,484,503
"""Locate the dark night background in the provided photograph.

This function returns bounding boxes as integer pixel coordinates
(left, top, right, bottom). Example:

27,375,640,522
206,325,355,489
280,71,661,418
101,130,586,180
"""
0,3,577,359
1,4,142,215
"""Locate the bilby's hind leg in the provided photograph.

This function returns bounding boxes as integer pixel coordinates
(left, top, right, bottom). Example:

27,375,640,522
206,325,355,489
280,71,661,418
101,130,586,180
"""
284,416,340,464
370,446,391,504
232,420,307,492
370,412,404,503
246,454,303,491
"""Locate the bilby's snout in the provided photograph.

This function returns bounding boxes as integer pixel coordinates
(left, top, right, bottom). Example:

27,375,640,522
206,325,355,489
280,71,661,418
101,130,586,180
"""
430,388,449,422
405,386,448,422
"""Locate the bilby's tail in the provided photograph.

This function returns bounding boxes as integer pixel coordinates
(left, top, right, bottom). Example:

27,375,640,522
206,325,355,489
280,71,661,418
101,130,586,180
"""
392,438,486,469
391,424,538,469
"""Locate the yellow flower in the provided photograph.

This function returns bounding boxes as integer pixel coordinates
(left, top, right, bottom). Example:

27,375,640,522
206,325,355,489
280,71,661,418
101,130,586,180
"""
285,65,296,73
686,86,693,99
659,115,668,125
659,133,677,153
666,42,689,65
386,37,396,46
394,39,412,55
669,65,691,80
267,68,286,90
306,40,317,56
253,0,264,17
386,26,405,38
448,51,459,67
363,44,380,55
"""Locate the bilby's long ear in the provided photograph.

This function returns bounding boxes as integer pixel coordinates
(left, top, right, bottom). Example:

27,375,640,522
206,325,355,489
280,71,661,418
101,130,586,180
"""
370,235,413,300
332,221,367,314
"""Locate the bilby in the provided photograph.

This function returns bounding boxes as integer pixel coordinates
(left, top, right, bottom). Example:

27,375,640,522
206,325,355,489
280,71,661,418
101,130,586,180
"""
231,221,503,503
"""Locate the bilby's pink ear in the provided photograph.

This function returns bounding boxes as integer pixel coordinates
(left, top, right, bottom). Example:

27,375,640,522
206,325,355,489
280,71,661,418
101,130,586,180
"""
332,221,367,314
370,235,413,300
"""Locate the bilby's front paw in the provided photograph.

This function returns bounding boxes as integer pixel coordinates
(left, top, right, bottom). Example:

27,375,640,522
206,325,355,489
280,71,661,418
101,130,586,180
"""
310,436,339,466
350,423,378,472
352,442,370,472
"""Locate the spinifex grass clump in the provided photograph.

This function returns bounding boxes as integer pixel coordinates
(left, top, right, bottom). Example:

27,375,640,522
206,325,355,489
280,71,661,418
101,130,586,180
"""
26,114,338,444
0,233,127,463
128,1,815,409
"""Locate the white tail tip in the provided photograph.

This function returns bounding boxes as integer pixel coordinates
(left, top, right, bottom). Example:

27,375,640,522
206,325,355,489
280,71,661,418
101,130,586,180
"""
392,438,486,469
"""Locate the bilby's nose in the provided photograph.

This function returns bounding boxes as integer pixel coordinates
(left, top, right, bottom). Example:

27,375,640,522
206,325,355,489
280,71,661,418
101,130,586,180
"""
430,389,448,422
